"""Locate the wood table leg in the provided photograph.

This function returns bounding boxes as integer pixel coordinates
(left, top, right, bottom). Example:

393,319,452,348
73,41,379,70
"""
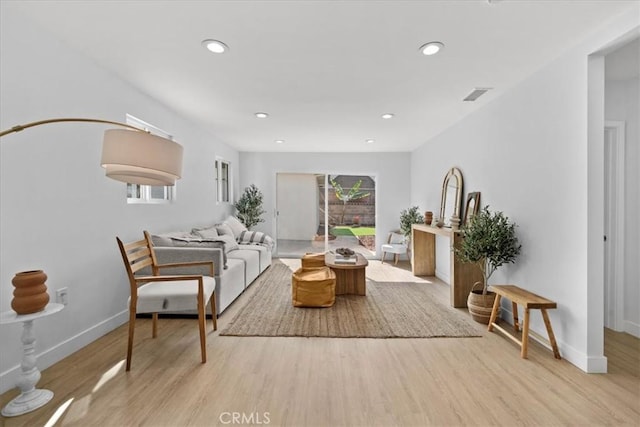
152,312,158,338
521,308,530,359
488,294,502,331
541,309,561,359
512,302,519,332
333,267,366,296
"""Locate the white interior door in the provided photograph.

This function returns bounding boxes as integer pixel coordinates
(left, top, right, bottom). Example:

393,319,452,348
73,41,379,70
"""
276,173,320,240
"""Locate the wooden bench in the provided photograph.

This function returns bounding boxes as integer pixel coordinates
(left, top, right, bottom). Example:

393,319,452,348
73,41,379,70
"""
488,285,561,360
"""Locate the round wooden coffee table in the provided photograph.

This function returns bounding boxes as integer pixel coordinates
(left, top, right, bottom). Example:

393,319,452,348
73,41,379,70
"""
324,252,368,296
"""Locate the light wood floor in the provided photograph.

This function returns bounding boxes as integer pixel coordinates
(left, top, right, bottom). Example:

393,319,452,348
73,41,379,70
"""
1,259,638,426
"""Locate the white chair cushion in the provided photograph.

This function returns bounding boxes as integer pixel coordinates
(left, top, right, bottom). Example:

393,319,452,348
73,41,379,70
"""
381,243,407,254
132,276,216,313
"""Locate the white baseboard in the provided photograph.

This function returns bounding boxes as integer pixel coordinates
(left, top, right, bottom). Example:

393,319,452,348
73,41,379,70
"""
0,310,128,394
499,307,607,373
435,269,450,285
624,320,640,338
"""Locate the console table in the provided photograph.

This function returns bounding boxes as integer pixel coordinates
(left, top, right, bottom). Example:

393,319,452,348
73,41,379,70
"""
1,303,64,417
411,224,483,308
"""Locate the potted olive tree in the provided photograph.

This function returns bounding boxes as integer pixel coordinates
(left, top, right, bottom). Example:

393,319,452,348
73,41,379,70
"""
399,206,424,239
397,206,424,263
234,184,266,229
455,206,521,323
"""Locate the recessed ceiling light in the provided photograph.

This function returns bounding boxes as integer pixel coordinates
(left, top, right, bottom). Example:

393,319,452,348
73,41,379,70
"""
255,112,269,118
201,39,229,54
419,41,444,56
366,139,375,144
381,113,394,119
275,140,284,144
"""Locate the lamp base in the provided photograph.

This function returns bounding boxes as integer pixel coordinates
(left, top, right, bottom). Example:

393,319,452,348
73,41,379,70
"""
1,388,53,417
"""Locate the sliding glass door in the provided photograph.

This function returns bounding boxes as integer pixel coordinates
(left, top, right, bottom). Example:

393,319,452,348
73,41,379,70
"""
276,173,376,258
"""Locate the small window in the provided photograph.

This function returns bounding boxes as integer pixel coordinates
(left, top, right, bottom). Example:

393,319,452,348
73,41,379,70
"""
215,157,232,203
125,114,176,204
127,184,175,204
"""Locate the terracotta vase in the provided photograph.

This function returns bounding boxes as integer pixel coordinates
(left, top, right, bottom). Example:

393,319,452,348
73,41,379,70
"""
11,270,50,315
424,211,433,225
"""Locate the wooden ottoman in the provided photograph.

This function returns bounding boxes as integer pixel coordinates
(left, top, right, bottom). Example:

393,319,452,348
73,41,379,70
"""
292,267,336,308
301,252,326,269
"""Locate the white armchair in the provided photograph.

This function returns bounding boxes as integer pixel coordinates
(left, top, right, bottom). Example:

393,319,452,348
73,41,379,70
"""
380,231,408,265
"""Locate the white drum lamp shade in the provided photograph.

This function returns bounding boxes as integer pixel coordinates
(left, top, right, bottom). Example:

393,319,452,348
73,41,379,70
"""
1,117,185,187
101,129,183,186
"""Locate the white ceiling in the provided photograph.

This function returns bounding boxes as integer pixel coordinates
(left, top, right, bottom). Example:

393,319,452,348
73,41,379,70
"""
4,0,638,152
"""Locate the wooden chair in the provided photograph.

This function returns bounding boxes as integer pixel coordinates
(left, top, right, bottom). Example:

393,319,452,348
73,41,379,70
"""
116,230,217,371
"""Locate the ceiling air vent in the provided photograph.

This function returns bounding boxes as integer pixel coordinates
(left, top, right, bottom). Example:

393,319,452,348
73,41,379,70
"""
463,87,492,102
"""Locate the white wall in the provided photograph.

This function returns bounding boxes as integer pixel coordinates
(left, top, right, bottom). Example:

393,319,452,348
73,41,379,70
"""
239,152,411,256
411,9,639,372
276,173,319,240
605,77,640,336
0,7,238,393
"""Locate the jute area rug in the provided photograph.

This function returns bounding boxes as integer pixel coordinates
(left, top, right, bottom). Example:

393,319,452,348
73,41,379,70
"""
220,261,481,338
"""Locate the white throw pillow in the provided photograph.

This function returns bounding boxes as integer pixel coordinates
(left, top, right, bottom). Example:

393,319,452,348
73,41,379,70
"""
224,215,247,238
215,223,235,238
237,230,274,250
389,233,405,245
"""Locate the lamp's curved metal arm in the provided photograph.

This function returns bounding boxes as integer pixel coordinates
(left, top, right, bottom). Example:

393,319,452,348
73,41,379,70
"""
0,118,144,137
0,117,183,186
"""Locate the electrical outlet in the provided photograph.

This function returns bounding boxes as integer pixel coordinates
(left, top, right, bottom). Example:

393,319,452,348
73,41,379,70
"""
56,287,68,306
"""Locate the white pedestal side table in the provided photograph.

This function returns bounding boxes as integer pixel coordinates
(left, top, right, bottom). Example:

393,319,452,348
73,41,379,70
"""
1,303,64,417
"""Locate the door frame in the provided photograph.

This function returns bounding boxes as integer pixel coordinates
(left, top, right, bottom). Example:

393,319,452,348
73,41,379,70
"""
604,120,626,331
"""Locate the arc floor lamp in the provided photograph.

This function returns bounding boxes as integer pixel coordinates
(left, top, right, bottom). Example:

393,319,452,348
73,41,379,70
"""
0,118,184,416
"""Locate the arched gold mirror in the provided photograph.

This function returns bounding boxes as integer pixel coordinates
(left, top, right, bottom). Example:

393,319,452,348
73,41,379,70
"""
439,167,464,229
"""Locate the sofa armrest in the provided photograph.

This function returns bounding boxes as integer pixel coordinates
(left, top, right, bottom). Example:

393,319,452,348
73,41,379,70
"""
152,247,224,277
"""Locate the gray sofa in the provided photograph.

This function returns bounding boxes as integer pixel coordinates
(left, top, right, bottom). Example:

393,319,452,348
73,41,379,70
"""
149,217,273,315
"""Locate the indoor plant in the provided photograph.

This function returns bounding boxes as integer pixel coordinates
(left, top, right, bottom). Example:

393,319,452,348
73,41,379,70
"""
455,206,521,323
234,184,266,229
399,206,424,238
398,207,424,265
